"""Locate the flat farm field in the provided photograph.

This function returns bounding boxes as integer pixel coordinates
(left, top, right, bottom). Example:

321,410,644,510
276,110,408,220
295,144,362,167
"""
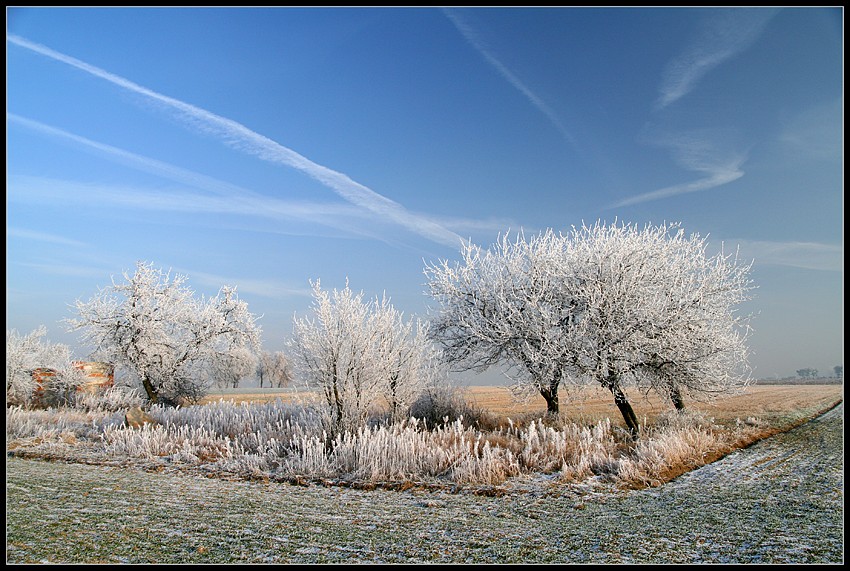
201,383,844,429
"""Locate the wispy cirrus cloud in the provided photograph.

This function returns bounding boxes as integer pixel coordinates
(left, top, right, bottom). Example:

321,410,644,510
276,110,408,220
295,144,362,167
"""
7,116,395,241
7,35,463,249
656,8,778,110
611,128,748,208
778,98,843,163
180,268,313,299
7,173,386,242
443,9,577,149
7,227,89,248
426,213,518,237
8,114,258,201
15,260,115,279
14,257,312,300
731,240,843,272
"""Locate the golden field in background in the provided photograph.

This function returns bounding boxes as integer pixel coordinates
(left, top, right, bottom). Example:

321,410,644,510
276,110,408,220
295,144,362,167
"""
200,383,843,427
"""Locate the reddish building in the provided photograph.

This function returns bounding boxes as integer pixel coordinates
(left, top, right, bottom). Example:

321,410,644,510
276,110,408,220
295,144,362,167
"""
72,361,115,393
29,362,115,406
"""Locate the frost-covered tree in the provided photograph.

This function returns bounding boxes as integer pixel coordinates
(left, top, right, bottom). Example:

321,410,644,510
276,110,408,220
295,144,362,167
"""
425,222,754,434
563,222,754,431
289,280,381,435
371,297,442,424
425,229,581,416
66,261,262,406
256,350,292,388
288,280,436,435
210,347,258,389
6,326,86,407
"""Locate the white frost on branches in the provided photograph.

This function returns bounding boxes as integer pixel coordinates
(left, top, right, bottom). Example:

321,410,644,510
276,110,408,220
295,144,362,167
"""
565,222,754,406
371,295,443,424
256,350,293,388
6,326,85,406
66,261,262,405
425,221,755,423
288,280,439,435
425,228,585,414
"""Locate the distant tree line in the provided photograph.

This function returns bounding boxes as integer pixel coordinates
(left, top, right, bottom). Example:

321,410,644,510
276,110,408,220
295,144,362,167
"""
795,366,843,379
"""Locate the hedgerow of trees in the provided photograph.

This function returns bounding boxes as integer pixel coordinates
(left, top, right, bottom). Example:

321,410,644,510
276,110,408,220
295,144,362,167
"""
10,221,758,441
425,221,755,435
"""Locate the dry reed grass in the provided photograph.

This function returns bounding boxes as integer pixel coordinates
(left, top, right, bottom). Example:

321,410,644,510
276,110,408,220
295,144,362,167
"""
9,382,841,493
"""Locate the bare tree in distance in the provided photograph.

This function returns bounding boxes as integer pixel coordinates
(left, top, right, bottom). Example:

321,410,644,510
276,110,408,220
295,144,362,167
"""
210,347,258,389
256,350,292,388
66,261,262,406
425,221,755,435
833,365,843,379
796,368,819,379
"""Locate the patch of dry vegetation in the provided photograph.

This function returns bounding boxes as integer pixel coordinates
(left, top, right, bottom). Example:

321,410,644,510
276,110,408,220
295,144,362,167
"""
6,384,842,494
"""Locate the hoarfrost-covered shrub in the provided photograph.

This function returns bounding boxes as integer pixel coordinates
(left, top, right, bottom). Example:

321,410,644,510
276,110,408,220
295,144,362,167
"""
149,399,324,452
407,384,488,429
614,417,730,488
7,388,777,490
66,261,261,406
6,404,123,445
101,422,238,462
447,438,521,485
289,280,440,436
653,409,716,432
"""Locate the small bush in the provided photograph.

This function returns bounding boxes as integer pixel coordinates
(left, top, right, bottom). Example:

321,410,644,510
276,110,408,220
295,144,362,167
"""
407,385,498,430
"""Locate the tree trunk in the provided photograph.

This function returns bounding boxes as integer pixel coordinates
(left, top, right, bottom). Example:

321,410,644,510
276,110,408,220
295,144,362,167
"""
609,385,640,436
540,384,559,416
670,385,685,411
141,377,159,404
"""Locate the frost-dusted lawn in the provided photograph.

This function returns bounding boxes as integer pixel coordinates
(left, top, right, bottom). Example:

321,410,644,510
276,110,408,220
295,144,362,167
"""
6,402,843,564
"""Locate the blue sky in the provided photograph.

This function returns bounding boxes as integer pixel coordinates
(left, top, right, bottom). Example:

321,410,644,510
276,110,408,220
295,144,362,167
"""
6,7,843,381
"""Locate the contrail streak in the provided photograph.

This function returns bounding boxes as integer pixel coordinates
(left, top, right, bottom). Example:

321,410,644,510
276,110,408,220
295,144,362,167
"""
7,34,463,249
443,9,577,149
731,239,842,272
656,9,777,110
611,168,744,208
